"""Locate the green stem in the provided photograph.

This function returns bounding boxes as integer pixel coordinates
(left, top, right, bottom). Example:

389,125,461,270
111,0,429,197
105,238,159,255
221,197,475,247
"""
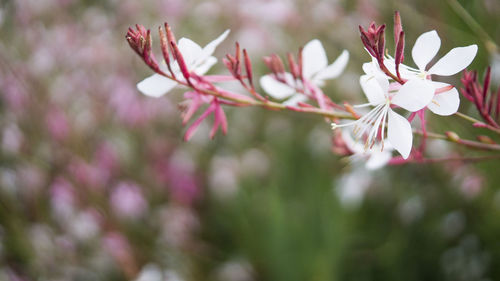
454,112,500,134
414,129,500,151
455,111,482,123
407,154,500,163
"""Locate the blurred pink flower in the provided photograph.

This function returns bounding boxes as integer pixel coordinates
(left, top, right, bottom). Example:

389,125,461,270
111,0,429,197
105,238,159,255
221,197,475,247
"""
2,123,23,154
18,165,45,195
155,160,200,205
1,74,29,113
108,76,169,127
160,0,187,19
46,107,70,141
94,142,119,179
110,181,147,219
159,205,199,248
50,177,76,217
460,174,483,199
103,232,137,278
239,0,295,25
69,159,108,190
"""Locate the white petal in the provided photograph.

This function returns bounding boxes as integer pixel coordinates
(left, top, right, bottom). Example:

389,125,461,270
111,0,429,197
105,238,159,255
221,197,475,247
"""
427,85,460,116
428,45,478,76
411,30,441,71
194,56,217,75
137,74,178,98
387,109,413,159
283,94,308,106
259,74,296,99
341,130,364,154
366,150,392,170
302,39,328,79
198,29,230,65
392,79,434,112
202,30,230,57
362,62,373,75
313,50,349,81
360,75,387,105
178,37,203,67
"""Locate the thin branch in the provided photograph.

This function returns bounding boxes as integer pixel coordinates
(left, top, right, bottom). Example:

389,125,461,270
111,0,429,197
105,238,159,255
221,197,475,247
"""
161,73,356,120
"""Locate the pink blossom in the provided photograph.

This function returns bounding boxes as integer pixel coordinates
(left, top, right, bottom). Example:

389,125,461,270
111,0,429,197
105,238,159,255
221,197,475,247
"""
50,177,76,216
46,107,70,141
69,159,108,190
110,182,147,219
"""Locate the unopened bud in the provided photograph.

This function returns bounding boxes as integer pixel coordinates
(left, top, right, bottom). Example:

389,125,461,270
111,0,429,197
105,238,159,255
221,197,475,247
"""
477,135,496,144
243,49,253,87
393,11,403,46
445,131,460,142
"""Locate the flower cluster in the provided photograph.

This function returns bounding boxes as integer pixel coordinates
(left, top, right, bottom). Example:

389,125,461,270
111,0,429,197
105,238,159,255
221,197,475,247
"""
260,39,349,107
460,67,500,130
332,12,477,164
127,12,500,168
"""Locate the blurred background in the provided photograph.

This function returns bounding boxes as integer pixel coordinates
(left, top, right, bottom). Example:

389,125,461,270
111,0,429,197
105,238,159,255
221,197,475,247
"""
1,0,500,280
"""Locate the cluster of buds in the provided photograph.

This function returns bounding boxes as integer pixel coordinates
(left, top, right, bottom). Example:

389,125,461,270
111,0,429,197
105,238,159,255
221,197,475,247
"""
126,25,161,74
223,42,267,102
128,23,259,140
359,22,386,62
359,12,405,83
260,41,349,112
461,67,500,129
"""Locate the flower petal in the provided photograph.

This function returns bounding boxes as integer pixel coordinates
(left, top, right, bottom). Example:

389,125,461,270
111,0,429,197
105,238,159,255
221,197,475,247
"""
360,74,387,105
178,37,203,67
313,50,349,81
427,83,460,116
201,30,230,59
283,94,308,106
137,74,178,98
194,56,217,75
411,30,441,71
366,150,392,170
259,74,296,99
392,79,434,111
302,39,328,79
341,130,364,154
428,45,478,76
387,109,413,159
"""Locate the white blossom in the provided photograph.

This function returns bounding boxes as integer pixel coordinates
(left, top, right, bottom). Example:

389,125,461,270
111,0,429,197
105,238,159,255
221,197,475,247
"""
390,30,477,116
260,39,349,105
341,129,393,170
333,66,434,159
137,30,230,98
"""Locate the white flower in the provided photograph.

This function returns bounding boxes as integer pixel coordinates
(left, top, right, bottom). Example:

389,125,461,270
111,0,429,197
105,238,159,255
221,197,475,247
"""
137,30,230,98
392,30,477,116
341,129,393,170
259,39,349,105
333,72,434,159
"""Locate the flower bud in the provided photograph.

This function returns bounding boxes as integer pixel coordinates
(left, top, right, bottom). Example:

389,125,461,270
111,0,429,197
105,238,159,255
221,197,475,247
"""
445,131,461,142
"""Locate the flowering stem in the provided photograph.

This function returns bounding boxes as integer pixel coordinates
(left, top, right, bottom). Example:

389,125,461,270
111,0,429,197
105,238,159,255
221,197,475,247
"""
414,129,500,151
403,154,500,164
454,112,500,134
377,58,405,84
455,111,482,123
163,73,356,120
